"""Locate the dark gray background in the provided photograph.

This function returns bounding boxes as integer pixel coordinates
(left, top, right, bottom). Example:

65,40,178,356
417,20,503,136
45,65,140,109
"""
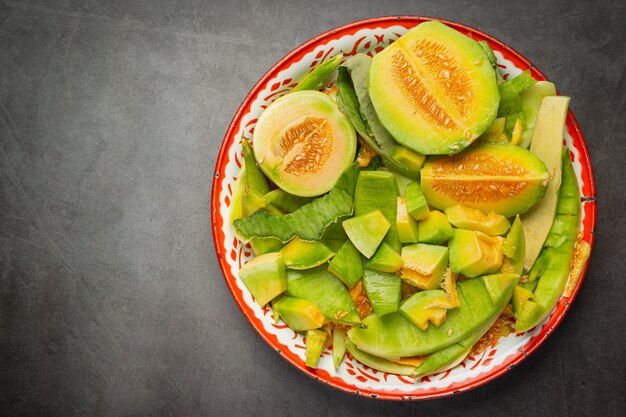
1,0,624,416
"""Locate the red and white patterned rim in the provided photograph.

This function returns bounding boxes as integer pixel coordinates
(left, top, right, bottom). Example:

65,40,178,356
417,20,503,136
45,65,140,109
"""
211,16,596,400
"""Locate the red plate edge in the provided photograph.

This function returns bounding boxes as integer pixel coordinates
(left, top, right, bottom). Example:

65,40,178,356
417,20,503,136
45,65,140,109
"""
211,16,597,400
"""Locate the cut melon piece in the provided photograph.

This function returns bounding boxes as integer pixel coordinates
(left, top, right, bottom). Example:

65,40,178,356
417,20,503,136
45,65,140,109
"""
421,143,549,217
415,210,454,244
501,215,525,275
400,243,448,290
448,229,504,278
327,240,363,288
238,252,287,306
332,327,347,370
405,182,430,220
362,270,402,316
521,96,570,270
286,266,361,324
482,273,520,305
253,90,356,197
396,196,418,243
249,236,284,255
399,290,449,331
305,329,327,368
444,205,511,236
275,296,325,331
364,242,403,273
280,237,334,270
368,21,500,155
519,81,557,147
354,171,401,251
342,210,391,258
389,145,426,177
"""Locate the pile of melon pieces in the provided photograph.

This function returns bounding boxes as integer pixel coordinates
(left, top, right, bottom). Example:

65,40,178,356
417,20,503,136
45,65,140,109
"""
229,21,589,377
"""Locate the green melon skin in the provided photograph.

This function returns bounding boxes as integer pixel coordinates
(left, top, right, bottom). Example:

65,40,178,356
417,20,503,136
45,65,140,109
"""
346,341,417,376
369,21,500,155
420,143,549,217
354,171,401,251
328,240,363,288
364,242,403,273
515,149,580,333
286,266,361,325
412,321,492,378
305,329,327,368
362,270,402,316
347,273,518,358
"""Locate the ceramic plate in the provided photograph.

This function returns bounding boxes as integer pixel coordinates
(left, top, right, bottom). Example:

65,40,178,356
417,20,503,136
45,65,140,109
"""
211,16,596,400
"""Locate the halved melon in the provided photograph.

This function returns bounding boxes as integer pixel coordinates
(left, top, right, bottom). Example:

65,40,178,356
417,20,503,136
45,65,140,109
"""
421,143,549,217
369,21,499,155
253,90,356,197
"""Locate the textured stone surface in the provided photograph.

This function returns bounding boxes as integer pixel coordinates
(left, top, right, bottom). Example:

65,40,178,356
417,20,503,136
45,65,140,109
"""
0,1,624,416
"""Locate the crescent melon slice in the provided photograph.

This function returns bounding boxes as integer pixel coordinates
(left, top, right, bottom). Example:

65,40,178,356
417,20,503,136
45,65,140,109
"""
521,96,571,270
420,143,549,217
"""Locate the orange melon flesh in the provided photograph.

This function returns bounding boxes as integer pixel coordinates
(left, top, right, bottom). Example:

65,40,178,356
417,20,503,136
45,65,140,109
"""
369,21,499,155
253,91,356,197
420,143,549,217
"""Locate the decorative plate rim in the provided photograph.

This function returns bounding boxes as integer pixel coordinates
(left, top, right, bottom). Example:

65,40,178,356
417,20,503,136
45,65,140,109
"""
211,16,596,400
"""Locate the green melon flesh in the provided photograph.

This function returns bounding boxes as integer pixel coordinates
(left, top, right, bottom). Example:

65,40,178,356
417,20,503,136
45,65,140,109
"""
444,205,511,236
365,242,403,273
305,329,327,368
253,90,356,197
238,252,287,306
342,210,390,258
332,327,347,370
327,240,363,288
280,237,334,270
501,215,525,275
368,21,499,155
448,229,504,278
399,290,449,331
415,210,454,244
420,143,549,217
275,296,325,331
400,243,448,290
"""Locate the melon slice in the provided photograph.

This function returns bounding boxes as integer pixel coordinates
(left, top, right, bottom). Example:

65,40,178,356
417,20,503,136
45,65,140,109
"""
368,21,499,155
420,143,549,217
521,96,570,270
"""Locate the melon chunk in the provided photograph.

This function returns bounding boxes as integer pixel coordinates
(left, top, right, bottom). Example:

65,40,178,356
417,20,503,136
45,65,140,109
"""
368,21,499,155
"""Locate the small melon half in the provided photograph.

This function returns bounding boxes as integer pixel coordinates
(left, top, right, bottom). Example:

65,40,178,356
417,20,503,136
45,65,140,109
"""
253,91,356,197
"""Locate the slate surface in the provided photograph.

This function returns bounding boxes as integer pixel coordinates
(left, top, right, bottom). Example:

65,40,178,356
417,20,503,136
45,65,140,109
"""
1,1,624,416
